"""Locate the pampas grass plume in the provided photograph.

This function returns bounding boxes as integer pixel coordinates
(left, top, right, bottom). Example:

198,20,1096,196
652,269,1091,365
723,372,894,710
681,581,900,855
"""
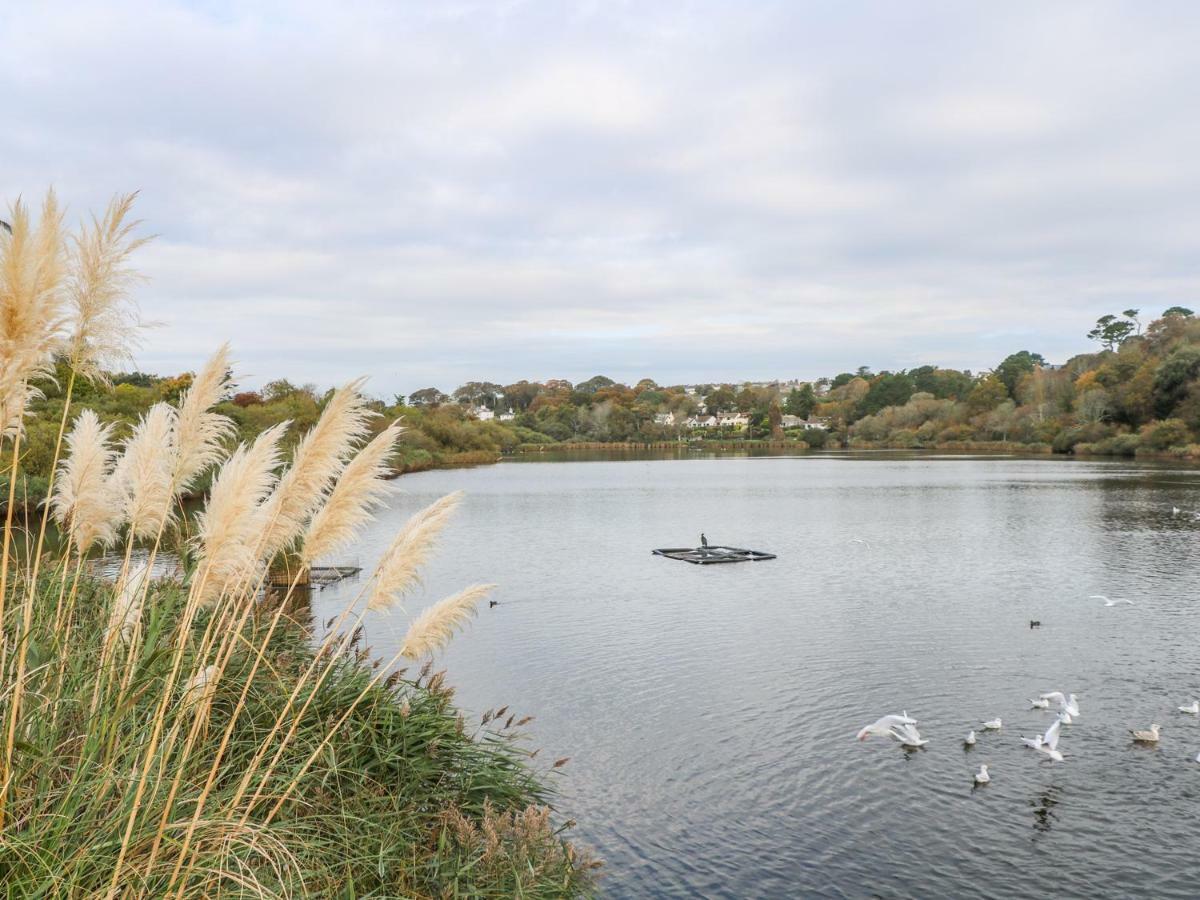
114,403,178,540
182,664,218,708
66,192,150,382
400,584,494,659
300,420,402,565
193,423,288,605
51,409,121,553
172,343,235,494
105,562,150,646
260,379,375,557
366,491,463,612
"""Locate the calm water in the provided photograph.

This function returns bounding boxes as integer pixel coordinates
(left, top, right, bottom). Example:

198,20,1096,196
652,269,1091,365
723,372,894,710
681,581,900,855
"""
311,452,1200,899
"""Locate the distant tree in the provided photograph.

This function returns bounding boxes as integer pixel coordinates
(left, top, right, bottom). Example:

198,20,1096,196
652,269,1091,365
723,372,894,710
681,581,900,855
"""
994,351,1046,399
231,391,262,407
784,384,816,418
768,398,783,439
966,375,1008,415
261,379,302,403
1153,347,1200,418
502,381,542,412
858,372,914,416
704,385,737,413
735,386,757,412
1087,313,1137,351
1163,306,1195,318
1123,308,1142,335
830,372,856,389
408,387,448,407
576,375,616,394
452,381,504,408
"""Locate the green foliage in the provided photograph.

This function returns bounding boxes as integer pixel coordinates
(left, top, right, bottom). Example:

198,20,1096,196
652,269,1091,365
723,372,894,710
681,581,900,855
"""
994,351,1045,398
784,384,816,418
1088,313,1138,350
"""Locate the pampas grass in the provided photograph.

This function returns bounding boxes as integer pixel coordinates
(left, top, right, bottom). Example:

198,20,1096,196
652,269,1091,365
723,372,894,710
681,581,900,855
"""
192,423,287,606
105,562,150,646
300,420,402,565
0,191,67,437
65,192,150,382
260,380,374,558
181,664,218,708
366,491,463,612
51,409,122,554
114,403,178,540
400,584,495,659
172,343,235,495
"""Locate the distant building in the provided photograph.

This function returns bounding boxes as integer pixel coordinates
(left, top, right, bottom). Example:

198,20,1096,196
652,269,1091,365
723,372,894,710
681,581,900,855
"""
471,407,495,421
498,411,515,422
654,412,678,426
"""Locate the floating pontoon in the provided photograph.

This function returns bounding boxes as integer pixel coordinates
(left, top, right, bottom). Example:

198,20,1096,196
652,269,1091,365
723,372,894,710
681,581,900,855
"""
652,546,776,565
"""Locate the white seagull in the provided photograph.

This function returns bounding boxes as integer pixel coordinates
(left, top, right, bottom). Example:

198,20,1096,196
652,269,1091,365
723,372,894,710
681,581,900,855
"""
981,718,1002,731
856,713,918,741
1172,506,1181,516
974,764,990,785
1130,723,1161,743
1180,701,1200,715
964,730,976,747
1029,697,1050,709
1091,594,1133,607
888,722,929,748
1032,716,1065,762
1039,692,1080,718
1020,733,1044,750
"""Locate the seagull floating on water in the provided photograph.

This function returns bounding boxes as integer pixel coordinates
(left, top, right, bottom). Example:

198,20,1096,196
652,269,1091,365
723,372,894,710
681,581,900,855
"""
1179,701,1199,715
981,718,1002,731
1029,697,1050,709
1039,692,1080,718
856,712,918,741
1130,723,1161,743
1021,733,1044,749
1172,506,1181,516
964,730,976,747
973,764,990,785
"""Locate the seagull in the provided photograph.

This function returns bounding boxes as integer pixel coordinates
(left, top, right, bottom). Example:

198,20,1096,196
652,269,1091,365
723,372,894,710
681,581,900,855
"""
1039,692,1080,718
1172,506,1181,516
974,764,990,785
981,718,1002,731
964,730,976,747
1021,733,1044,750
1180,701,1199,715
1058,711,1073,724
1130,724,1161,743
1029,697,1050,709
849,538,871,549
1033,716,1065,762
888,722,928,748
856,712,918,741
1091,594,1133,607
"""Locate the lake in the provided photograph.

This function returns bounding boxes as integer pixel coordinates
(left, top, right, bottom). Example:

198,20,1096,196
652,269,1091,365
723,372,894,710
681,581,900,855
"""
311,451,1200,899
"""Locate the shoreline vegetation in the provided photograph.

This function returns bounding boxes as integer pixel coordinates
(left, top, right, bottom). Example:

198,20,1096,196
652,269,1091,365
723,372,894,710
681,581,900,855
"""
14,308,1200,517
0,192,595,896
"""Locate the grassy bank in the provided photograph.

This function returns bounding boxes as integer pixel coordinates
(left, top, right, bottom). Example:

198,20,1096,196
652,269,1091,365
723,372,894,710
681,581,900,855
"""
0,192,593,897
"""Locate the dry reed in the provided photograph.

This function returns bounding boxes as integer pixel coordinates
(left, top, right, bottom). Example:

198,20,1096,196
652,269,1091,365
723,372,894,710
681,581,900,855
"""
51,409,122,554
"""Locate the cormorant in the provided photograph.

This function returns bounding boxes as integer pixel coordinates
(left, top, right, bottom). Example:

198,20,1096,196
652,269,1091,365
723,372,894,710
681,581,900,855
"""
700,533,708,548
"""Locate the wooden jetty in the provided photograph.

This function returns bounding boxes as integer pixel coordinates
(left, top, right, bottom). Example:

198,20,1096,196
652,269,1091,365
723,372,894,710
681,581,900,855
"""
652,546,776,565
267,565,362,589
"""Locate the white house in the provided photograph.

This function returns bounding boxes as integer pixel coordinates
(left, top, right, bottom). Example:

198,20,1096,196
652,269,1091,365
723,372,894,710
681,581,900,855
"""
471,407,495,421
654,412,678,426
498,411,515,422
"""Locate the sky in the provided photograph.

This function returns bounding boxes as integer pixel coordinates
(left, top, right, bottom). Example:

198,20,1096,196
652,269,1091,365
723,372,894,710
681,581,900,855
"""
2,1,1199,397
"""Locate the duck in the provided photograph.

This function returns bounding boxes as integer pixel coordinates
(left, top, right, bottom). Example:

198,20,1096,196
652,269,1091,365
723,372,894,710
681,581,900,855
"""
1130,724,1161,743
973,764,990,785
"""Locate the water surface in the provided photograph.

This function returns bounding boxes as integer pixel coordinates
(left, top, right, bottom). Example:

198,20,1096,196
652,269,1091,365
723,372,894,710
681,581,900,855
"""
313,452,1200,899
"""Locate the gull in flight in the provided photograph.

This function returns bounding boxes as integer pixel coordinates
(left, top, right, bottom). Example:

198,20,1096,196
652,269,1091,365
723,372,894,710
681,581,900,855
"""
1179,700,1199,715
981,718,1002,731
964,730,976,747
1039,692,1080,718
973,764,990,785
856,712,917,741
1031,716,1065,762
888,722,929,748
849,538,872,550
1029,697,1050,709
1130,723,1161,743
1091,594,1133,607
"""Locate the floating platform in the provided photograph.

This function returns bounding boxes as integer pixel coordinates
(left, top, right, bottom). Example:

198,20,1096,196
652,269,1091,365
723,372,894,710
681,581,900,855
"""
267,565,362,589
652,546,776,565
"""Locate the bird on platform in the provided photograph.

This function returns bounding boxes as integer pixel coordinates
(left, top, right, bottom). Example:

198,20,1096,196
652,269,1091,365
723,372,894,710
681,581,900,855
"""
700,533,708,548
1131,723,1161,743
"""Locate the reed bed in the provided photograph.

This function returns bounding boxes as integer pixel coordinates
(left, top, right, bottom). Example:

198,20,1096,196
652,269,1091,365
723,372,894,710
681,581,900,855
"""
0,192,595,897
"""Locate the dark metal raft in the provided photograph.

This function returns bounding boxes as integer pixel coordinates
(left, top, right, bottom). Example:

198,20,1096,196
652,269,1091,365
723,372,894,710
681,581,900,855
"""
652,546,776,565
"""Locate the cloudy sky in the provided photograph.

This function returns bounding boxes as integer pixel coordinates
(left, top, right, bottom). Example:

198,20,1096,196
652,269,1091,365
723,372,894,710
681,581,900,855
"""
3,1,1199,396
